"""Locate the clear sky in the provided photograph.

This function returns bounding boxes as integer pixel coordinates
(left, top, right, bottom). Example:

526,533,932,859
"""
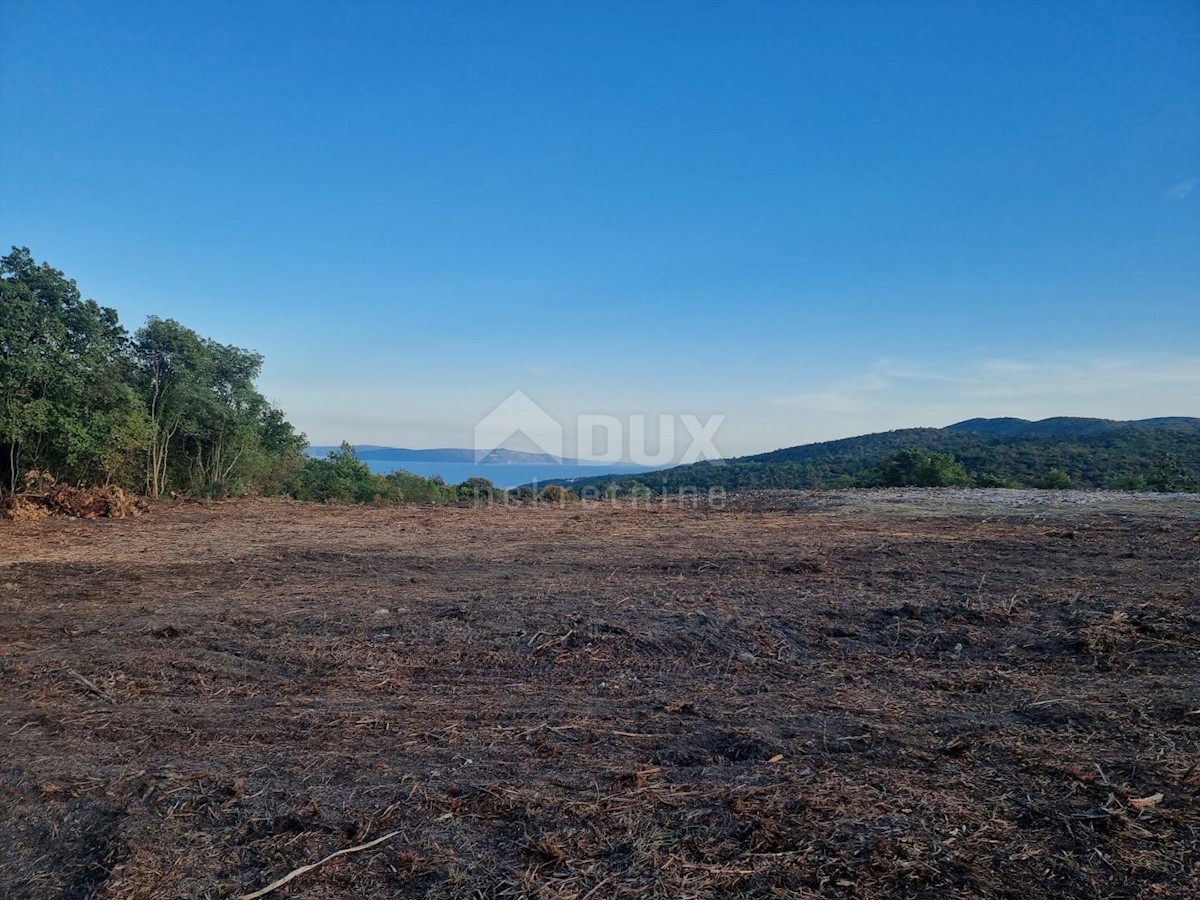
2,1,1197,459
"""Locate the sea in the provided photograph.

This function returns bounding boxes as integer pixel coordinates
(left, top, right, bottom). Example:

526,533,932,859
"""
361,459,661,488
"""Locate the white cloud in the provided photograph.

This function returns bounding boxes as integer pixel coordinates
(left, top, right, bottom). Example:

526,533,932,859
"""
772,389,871,414
762,354,1200,448
771,358,961,412
961,357,1200,401
1166,178,1196,200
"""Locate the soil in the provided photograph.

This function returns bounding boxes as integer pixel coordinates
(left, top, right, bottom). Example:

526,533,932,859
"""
1,491,1198,898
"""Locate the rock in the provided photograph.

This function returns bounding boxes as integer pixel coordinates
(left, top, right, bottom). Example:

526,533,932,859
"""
736,651,757,664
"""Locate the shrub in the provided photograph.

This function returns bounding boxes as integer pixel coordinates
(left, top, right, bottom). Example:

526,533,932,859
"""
538,485,577,504
288,444,460,504
974,473,1017,488
458,476,497,502
1146,455,1199,493
1038,468,1074,490
1110,473,1148,491
862,448,970,487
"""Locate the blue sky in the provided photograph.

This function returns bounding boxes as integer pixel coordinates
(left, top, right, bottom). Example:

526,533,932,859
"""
2,1,1197,458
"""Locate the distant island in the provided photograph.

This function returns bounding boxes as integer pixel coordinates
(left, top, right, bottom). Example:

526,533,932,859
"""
307,446,571,465
303,444,667,489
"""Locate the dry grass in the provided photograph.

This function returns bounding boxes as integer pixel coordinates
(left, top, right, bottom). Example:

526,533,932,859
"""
1,493,1198,898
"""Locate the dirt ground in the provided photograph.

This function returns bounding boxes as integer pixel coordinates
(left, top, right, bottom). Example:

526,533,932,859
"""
1,491,1198,899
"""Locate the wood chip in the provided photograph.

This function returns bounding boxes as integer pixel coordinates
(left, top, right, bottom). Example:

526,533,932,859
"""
1127,793,1163,809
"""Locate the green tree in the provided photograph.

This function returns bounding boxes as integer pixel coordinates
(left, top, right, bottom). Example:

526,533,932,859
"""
1,248,304,501
459,476,497,502
250,405,308,494
133,317,301,497
0,247,144,493
289,443,379,503
866,448,970,487
1147,455,1198,493
133,317,212,497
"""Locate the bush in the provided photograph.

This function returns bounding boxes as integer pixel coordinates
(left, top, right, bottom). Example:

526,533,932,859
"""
538,485,577,504
862,448,970,487
1038,468,1074,489
1110,473,1148,491
383,470,457,503
1146,455,1199,493
288,444,459,504
625,481,654,498
458,476,497,502
974,473,1016,488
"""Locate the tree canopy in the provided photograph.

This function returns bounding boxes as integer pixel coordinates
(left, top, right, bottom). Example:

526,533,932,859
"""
1,250,576,507
1,247,305,498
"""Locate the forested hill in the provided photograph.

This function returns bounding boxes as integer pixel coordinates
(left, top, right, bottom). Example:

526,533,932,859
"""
550,417,1200,494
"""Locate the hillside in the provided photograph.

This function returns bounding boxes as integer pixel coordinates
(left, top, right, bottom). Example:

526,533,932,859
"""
548,417,1200,493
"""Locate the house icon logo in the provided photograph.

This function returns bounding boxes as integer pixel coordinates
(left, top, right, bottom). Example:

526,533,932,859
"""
473,391,564,463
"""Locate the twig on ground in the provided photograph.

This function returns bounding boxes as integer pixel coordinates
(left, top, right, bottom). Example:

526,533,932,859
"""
67,669,115,704
238,829,402,899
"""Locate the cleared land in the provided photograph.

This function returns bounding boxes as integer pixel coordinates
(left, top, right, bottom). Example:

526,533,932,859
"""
1,491,1199,898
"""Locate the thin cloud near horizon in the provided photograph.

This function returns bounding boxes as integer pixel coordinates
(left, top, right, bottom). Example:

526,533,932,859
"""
770,354,1200,430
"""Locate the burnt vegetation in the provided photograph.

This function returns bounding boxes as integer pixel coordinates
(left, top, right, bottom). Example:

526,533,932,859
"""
2,493,1198,897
